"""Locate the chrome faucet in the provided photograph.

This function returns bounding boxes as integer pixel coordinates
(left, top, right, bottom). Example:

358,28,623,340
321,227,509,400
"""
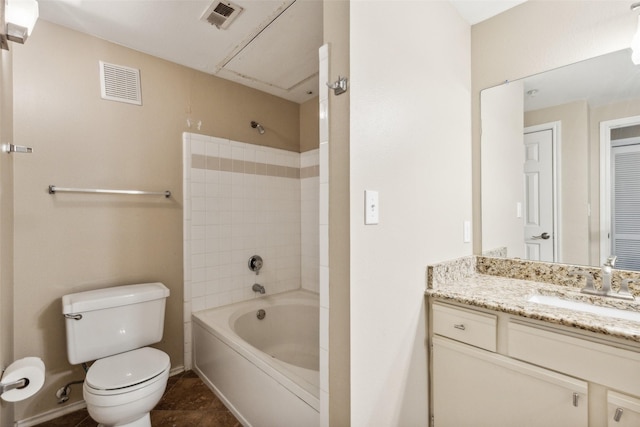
568,269,596,293
252,283,265,294
569,256,635,300
600,256,617,294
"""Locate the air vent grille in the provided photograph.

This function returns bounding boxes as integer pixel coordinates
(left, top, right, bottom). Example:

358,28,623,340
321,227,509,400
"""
214,3,235,17
201,1,243,30
99,61,142,106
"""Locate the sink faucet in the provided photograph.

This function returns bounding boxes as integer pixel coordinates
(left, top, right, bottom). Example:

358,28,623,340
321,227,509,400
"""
252,283,265,294
570,256,634,300
600,256,617,294
568,269,596,293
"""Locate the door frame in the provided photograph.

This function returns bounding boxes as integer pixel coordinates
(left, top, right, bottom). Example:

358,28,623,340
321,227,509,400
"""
524,121,561,262
600,114,640,265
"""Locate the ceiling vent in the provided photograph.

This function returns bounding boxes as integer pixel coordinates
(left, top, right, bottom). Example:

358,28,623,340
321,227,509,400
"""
201,1,243,30
99,61,142,106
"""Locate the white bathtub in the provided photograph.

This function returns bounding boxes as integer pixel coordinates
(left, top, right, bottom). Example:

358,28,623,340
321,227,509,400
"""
192,290,320,427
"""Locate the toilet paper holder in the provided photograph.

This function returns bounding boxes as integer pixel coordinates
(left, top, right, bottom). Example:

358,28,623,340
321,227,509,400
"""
0,377,28,396
0,357,45,402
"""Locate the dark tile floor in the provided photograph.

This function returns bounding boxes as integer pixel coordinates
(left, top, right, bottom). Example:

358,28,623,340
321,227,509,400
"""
35,370,241,427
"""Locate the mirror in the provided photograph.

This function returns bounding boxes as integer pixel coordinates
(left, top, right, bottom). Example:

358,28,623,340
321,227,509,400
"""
481,48,640,271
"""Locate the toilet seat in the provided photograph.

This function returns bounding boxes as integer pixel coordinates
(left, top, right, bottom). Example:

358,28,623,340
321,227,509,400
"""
86,347,170,396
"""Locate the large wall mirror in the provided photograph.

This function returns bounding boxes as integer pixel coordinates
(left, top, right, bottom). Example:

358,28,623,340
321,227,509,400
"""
481,48,640,271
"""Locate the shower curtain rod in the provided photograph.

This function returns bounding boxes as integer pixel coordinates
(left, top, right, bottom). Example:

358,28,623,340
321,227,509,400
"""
48,185,171,198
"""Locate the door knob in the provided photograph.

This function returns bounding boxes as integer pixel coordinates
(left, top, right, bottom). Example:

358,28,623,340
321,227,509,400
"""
532,232,550,240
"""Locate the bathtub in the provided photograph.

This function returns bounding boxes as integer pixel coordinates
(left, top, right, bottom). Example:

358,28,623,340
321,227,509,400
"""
192,290,319,427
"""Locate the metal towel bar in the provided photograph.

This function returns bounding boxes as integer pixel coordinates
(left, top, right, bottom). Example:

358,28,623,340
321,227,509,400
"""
48,185,171,198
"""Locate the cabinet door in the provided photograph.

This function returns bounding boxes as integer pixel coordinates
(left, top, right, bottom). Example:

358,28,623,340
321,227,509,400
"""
432,336,588,427
608,391,640,426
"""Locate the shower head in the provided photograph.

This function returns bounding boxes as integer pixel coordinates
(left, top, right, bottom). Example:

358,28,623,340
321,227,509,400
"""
251,121,265,135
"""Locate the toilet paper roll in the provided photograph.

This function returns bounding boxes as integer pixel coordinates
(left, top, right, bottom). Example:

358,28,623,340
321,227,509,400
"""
0,357,45,402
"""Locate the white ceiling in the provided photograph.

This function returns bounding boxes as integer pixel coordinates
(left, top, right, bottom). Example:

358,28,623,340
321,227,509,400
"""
38,0,323,104
450,0,527,25
36,0,525,104
522,48,640,112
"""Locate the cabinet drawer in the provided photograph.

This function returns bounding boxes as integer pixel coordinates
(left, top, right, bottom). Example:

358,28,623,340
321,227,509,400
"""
508,321,640,397
432,302,497,351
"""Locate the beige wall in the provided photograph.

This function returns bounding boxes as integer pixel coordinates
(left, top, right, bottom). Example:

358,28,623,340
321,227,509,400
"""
481,81,524,259
525,101,590,265
0,44,15,427
323,1,350,424
300,96,320,152
350,2,471,425
472,0,637,255
11,20,301,422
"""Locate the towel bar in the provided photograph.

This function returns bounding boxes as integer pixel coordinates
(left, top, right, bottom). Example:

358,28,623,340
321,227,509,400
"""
48,185,171,198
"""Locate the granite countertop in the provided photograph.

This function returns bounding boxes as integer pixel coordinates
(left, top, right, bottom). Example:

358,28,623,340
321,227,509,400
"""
426,256,640,343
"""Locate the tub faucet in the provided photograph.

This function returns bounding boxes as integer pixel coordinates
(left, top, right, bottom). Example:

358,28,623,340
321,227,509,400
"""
252,283,265,294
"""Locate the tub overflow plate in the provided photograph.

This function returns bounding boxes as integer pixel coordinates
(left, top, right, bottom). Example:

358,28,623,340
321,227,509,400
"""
256,309,266,320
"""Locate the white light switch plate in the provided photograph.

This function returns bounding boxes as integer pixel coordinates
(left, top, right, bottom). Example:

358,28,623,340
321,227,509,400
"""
365,190,379,225
463,220,471,243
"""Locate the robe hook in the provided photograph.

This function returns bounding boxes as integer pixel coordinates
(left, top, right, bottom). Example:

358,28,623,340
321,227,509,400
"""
327,76,348,95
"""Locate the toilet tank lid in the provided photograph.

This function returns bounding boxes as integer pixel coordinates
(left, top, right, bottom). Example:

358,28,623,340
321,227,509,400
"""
62,282,170,314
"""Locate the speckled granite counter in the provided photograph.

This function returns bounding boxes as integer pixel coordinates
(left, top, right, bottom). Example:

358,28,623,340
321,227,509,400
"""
426,256,640,343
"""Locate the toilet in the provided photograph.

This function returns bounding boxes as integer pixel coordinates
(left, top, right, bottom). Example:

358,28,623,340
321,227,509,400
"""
62,282,171,427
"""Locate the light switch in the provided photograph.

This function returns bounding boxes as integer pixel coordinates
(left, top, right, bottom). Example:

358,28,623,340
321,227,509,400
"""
463,220,471,243
365,190,379,225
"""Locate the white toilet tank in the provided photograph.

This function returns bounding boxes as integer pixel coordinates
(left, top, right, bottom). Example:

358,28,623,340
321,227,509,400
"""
62,282,170,365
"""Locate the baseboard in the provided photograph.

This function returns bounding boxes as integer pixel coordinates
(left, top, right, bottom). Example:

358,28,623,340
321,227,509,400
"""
15,400,87,427
170,365,185,377
15,365,185,427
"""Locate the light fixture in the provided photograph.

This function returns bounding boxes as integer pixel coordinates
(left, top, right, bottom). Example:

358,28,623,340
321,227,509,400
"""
251,121,265,135
1,0,39,50
631,2,640,64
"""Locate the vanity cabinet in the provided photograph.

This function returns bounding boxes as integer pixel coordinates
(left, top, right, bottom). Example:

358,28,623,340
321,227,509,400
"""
432,336,588,426
430,301,640,427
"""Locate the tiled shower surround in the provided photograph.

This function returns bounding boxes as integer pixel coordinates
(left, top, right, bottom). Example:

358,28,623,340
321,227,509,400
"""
182,132,319,367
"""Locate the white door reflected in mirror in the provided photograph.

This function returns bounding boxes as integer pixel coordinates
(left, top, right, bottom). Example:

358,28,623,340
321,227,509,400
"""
523,129,555,262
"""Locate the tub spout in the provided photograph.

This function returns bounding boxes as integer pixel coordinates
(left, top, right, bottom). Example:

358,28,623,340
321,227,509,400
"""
252,283,265,294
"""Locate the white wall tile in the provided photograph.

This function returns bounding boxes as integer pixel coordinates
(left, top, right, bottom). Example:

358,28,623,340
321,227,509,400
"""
191,168,205,183
191,139,205,155
183,132,320,370
319,183,329,226
319,44,329,103
320,390,329,427
319,142,328,184
318,45,330,426
320,266,329,308
219,142,232,159
319,100,329,144
192,296,206,312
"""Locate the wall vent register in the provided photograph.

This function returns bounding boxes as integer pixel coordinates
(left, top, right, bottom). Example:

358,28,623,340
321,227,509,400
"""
99,61,142,106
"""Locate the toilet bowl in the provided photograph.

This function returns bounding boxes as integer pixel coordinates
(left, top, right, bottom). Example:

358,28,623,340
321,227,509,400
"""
83,347,170,427
62,283,171,427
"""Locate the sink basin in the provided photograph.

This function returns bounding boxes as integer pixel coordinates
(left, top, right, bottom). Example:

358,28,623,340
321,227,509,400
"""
527,294,640,322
